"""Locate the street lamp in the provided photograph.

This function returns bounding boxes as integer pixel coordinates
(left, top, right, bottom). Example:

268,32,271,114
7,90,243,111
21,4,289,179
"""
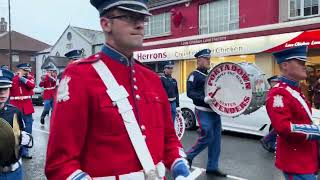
8,0,12,70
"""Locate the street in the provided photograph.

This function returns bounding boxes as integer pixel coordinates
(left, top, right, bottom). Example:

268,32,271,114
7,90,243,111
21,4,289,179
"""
23,106,284,180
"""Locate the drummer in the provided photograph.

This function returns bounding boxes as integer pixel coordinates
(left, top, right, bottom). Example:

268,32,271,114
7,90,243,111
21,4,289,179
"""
185,49,227,177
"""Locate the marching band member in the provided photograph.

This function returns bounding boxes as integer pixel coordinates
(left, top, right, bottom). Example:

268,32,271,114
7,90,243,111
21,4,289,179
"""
39,65,57,126
186,49,227,177
260,76,279,153
45,0,190,180
10,63,35,159
160,61,180,122
57,49,83,83
0,68,33,179
266,45,320,180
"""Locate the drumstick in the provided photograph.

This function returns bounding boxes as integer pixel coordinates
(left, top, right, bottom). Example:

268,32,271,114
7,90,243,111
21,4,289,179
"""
210,86,221,98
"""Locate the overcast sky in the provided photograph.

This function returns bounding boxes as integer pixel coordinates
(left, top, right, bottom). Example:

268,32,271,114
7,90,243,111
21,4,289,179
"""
0,0,101,45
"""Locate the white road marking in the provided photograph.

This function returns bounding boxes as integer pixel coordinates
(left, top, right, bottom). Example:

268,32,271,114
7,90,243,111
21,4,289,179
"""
191,166,248,180
33,128,49,134
227,175,248,180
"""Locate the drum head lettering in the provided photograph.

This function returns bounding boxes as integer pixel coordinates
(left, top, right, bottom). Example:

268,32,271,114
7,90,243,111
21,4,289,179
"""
174,111,185,140
205,62,253,117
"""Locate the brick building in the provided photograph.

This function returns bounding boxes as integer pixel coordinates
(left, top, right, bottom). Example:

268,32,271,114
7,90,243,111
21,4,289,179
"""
133,0,320,93
0,17,50,78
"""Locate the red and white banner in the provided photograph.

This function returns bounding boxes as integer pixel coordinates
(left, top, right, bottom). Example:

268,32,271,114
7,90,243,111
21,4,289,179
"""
265,29,320,52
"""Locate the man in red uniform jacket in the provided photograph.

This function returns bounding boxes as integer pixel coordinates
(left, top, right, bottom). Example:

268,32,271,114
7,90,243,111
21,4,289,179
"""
39,65,57,126
10,63,35,159
45,1,190,180
266,45,320,180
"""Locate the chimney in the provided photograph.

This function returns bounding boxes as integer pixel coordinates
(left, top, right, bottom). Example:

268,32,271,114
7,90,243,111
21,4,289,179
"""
0,18,7,33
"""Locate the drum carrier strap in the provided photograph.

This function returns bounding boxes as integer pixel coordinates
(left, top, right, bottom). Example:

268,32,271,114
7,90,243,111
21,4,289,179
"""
92,60,163,180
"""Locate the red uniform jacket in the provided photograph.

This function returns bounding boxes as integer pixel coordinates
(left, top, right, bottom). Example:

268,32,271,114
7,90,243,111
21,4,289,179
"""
39,74,57,100
10,75,35,115
266,81,318,174
45,52,183,179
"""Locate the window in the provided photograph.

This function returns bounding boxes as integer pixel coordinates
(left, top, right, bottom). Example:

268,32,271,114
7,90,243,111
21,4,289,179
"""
289,0,319,18
66,43,73,50
12,55,19,62
30,56,36,62
81,48,86,57
144,12,171,37
199,0,239,34
144,62,166,73
67,32,72,41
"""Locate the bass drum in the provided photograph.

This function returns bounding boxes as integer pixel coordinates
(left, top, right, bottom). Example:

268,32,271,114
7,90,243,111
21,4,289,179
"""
174,110,185,140
205,62,269,117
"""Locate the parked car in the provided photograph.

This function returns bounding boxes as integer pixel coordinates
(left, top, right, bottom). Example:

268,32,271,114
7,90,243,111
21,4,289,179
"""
32,87,43,106
180,93,320,137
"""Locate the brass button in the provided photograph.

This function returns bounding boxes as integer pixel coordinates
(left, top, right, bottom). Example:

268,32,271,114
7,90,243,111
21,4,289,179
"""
133,77,137,82
135,94,141,100
141,125,146,131
134,85,138,90
132,69,136,73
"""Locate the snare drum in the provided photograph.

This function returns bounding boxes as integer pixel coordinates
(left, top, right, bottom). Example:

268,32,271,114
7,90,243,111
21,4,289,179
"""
205,62,269,117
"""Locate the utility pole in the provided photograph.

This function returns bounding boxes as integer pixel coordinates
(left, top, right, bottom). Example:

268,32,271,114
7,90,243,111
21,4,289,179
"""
8,0,12,70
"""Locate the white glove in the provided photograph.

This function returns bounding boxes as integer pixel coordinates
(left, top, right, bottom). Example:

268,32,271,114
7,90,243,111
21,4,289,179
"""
175,175,189,180
204,96,214,104
21,131,33,148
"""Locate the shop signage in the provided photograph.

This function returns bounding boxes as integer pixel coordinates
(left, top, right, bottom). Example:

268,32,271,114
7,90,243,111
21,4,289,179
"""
265,29,320,52
134,29,320,63
180,36,227,46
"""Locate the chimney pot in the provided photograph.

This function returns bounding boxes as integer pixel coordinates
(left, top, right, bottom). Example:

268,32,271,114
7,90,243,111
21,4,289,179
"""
0,17,8,33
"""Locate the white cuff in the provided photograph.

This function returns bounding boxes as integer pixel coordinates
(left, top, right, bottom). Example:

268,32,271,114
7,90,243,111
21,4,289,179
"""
171,158,188,171
21,131,33,147
67,169,91,180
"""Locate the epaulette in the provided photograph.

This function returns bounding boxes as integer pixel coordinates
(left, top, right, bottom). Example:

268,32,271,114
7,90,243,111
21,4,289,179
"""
74,53,101,65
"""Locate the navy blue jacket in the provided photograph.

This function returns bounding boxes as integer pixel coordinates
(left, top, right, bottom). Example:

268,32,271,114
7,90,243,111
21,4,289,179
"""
187,68,211,109
0,104,24,130
0,103,24,166
160,74,179,107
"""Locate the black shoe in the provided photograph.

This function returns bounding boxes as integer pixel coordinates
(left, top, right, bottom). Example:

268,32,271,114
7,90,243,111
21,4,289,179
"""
22,155,32,159
40,117,44,125
206,169,227,177
260,139,275,153
186,157,192,169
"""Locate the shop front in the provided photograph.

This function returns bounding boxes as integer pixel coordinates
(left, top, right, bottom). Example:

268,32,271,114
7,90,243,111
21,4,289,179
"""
134,29,320,96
